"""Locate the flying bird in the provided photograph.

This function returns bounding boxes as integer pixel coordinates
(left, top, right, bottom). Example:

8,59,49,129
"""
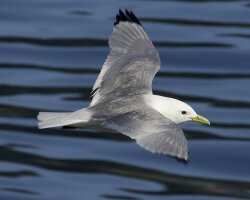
38,9,210,161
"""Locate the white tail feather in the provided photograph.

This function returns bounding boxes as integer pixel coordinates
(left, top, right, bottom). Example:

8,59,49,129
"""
37,112,70,121
37,109,91,129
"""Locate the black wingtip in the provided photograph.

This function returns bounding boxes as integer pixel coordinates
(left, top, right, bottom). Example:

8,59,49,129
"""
175,157,189,165
114,9,142,26
62,126,77,129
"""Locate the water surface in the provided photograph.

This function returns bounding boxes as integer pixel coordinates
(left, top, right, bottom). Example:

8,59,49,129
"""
1,0,250,199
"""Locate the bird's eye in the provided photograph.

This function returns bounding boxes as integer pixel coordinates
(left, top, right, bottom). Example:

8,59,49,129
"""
181,111,187,115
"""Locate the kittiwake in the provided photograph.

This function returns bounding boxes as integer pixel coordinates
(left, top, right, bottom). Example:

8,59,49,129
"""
38,9,210,161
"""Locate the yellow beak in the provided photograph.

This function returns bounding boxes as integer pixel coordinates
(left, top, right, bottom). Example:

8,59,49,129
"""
191,115,210,125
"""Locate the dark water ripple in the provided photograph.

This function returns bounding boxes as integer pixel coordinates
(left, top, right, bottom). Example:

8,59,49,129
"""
0,170,38,178
219,33,250,39
0,36,233,48
1,84,250,109
2,63,250,79
141,17,250,28
1,0,250,200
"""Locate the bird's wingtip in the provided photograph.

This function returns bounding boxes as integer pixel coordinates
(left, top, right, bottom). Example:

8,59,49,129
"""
114,9,142,26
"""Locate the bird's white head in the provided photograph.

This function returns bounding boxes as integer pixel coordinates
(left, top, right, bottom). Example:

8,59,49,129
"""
149,95,210,125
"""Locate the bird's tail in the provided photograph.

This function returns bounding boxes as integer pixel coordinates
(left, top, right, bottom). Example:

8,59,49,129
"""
37,108,91,129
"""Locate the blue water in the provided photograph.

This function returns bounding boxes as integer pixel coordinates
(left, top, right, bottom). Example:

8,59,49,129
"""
1,0,250,199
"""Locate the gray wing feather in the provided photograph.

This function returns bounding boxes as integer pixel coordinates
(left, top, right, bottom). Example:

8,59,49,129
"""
101,108,189,161
91,22,160,106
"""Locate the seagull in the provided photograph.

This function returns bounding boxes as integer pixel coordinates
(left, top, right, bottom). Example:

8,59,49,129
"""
38,9,210,161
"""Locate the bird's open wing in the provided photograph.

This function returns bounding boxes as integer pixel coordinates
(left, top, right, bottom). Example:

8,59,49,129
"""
101,107,189,161
91,10,160,106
